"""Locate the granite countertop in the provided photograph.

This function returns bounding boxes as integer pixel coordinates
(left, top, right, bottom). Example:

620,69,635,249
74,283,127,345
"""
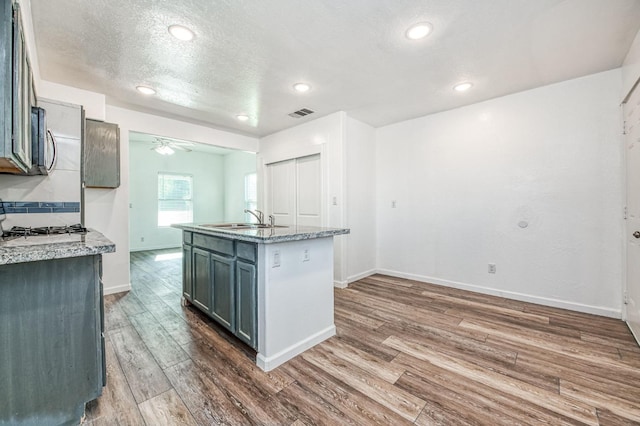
173,223,350,244
0,229,116,265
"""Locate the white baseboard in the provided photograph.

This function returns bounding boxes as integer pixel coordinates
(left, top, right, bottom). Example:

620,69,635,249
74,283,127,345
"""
334,269,377,289
347,269,377,284
129,244,181,252
334,280,348,289
257,325,336,371
103,283,132,295
376,268,622,319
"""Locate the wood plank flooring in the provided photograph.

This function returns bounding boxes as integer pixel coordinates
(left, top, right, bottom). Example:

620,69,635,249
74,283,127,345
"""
83,249,640,425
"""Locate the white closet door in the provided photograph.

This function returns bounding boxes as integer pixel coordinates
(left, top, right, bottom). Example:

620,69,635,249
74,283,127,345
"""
266,154,322,228
266,159,296,226
296,154,322,227
625,83,640,343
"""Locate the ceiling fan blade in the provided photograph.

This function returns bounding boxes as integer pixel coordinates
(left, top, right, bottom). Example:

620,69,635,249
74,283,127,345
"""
172,145,192,152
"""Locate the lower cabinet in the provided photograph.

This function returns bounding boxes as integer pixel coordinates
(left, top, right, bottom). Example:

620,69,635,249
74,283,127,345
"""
182,244,193,300
192,247,211,312
210,253,235,331
183,233,257,349
0,255,104,425
236,260,257,348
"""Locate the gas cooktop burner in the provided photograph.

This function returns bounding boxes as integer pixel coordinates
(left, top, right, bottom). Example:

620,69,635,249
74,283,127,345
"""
2,224,88,239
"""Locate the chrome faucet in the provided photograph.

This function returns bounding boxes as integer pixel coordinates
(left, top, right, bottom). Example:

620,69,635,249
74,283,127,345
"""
244,209,264,225
268,214,275,227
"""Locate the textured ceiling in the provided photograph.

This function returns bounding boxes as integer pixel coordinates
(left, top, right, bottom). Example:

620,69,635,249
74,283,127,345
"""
30,0,640,137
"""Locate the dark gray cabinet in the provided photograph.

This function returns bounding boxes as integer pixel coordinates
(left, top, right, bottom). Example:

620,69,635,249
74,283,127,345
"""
182,244,193,300
236,260,257,348
192,247,211,312
0,255,105,425
182,232,257,349
0,0,33,174
84,119,120,188
211,253,235,331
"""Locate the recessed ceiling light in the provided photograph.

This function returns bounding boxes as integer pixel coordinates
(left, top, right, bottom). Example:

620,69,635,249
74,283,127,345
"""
168,25,195,41
453,82,473,92
136,85,156,95
293,83,311,93
236,114,250,122
405,22,433,40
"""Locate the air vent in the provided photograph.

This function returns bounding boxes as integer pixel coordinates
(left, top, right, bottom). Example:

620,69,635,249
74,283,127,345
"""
288,108,315,118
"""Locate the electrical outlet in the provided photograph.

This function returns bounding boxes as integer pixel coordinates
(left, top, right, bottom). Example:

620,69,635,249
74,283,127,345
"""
273,250,281,268
332,196,338,206
302,248,310,262
391,200,397,208
140,237,144,242
488,263,496,274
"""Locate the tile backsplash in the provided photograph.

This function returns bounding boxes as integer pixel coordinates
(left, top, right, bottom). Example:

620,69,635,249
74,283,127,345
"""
1,201,80,214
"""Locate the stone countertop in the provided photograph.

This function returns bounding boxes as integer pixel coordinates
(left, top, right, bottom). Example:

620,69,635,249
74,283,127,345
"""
0,229,116,265
173,223,349,244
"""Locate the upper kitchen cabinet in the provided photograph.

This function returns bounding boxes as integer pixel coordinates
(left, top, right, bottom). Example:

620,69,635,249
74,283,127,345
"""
0,0,33,174
84,118,120,188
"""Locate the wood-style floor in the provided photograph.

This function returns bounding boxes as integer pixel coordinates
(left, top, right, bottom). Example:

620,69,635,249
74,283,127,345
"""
84,248,640,425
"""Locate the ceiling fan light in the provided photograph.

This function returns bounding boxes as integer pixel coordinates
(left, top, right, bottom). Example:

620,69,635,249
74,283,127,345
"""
155,145,175,155
236,114,250,122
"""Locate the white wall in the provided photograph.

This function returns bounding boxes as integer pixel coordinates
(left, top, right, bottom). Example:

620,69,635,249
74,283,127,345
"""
258,112,349,285
622,28,640,100
345,117,377,283
376,69,624,318
129,141,226,251
223,151,257,222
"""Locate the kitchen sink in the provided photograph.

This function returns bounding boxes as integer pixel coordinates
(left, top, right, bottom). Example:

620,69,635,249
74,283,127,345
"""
201,223,288,230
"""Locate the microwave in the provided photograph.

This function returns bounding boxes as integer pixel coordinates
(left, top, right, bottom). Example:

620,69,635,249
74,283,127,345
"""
29,106,56,175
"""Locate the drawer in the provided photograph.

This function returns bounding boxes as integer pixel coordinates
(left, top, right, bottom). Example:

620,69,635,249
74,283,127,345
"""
183,231,192,244
237,242,257,263
192,233,234,256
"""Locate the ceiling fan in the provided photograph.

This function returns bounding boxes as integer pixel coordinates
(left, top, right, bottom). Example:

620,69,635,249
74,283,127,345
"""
151,137,193,155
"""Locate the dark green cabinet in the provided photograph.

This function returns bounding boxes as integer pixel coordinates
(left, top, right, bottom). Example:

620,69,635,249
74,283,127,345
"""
182,232,257,349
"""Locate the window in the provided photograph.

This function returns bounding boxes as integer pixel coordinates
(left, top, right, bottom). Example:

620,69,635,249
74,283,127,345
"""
158,173,193,226
244,173,257,222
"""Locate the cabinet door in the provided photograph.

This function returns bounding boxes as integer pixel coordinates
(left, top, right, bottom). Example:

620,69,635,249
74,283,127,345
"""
10,4,31,171
182,245,193,301
84,119,120,188
236,260,257,348
210,253,235,331
192,248,211,312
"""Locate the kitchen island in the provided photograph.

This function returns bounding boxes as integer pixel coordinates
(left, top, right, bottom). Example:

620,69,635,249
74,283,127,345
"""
173,223,349,371
0,230,115,426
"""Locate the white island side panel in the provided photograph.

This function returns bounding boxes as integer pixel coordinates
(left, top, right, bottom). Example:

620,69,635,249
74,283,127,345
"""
257,237,335,370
